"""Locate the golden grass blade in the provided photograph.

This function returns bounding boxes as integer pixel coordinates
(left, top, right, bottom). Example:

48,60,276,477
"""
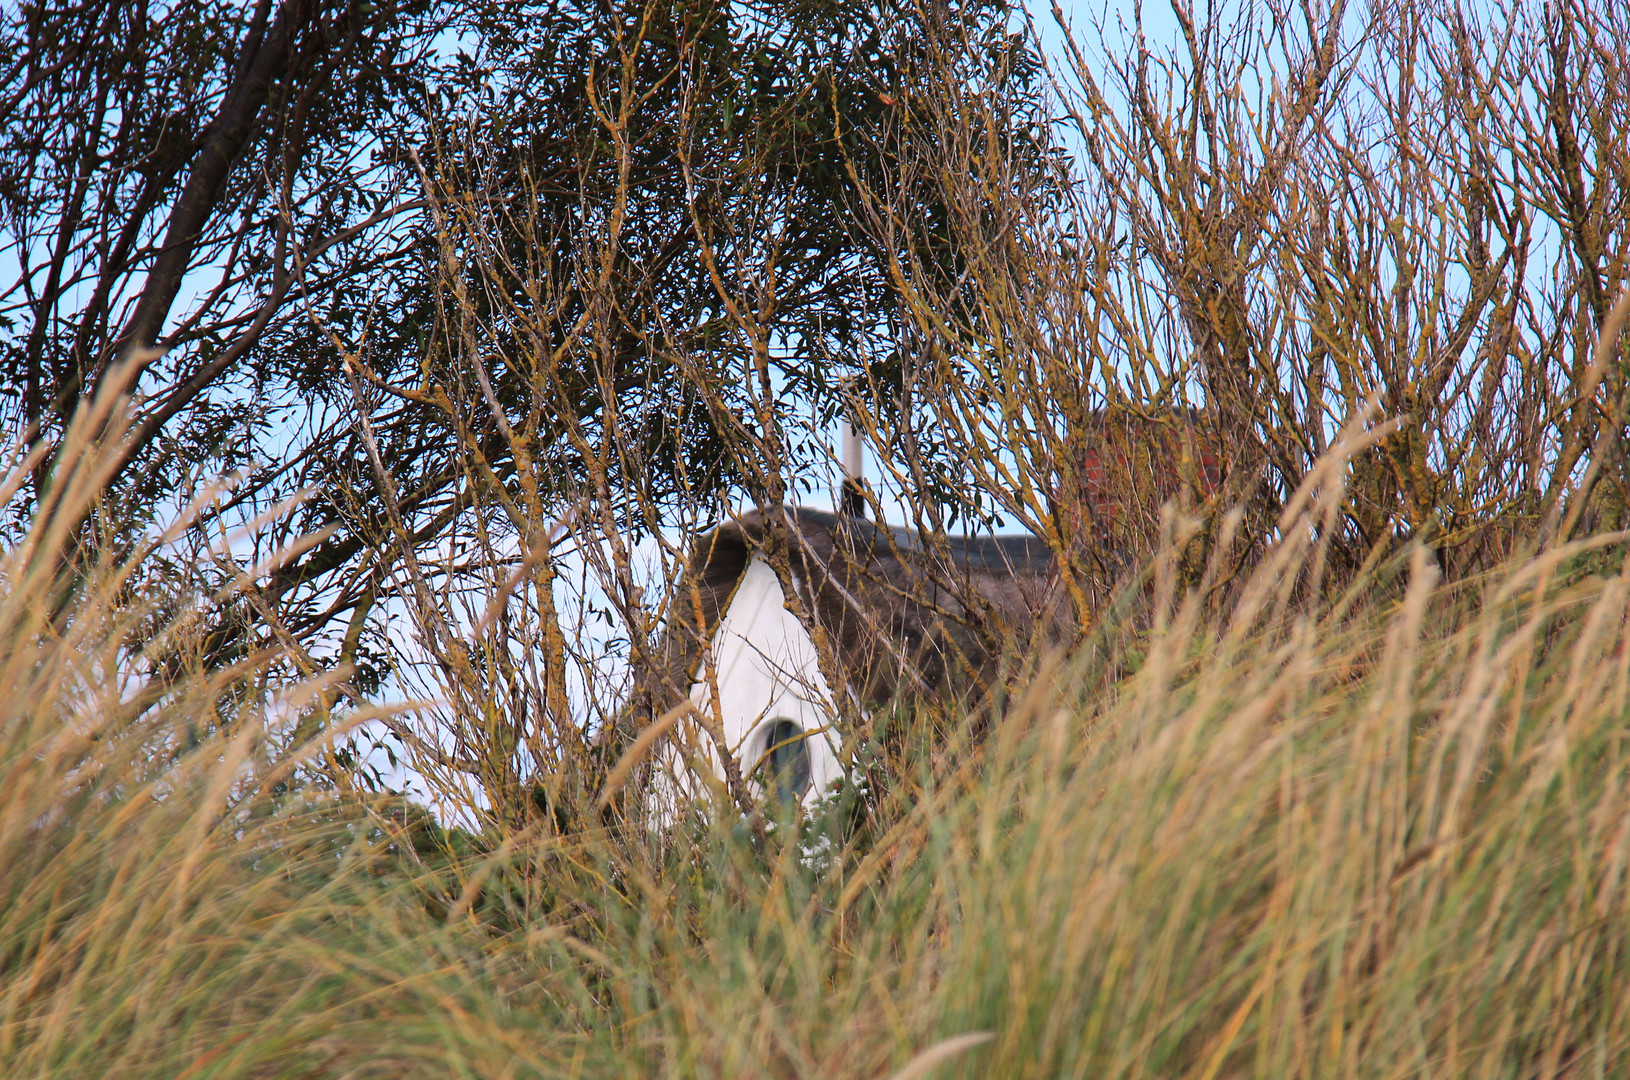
597,698,692,810
879,1033,994,1080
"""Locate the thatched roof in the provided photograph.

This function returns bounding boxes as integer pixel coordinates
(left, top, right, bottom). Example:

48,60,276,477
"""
637,506,1062,722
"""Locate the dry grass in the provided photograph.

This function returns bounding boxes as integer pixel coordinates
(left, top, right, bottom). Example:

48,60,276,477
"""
5,397,1630,1079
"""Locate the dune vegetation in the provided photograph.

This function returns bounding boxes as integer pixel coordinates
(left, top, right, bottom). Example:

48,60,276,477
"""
6,400,1630,1078
5,0,1630,1075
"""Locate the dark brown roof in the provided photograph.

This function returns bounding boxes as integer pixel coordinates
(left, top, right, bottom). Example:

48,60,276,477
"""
637,506,1062,722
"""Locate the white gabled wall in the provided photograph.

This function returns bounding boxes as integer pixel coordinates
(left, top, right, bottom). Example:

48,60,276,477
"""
650,555,842,818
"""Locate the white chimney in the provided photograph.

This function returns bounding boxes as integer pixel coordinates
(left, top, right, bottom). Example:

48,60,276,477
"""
841,415,863,485
839,390,866,518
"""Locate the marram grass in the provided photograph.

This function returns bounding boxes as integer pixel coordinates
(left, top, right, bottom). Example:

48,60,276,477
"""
4,421,1630,1078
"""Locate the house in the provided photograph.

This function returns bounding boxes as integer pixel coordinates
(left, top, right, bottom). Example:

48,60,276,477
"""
628,408,1240,817
634,502,1060,815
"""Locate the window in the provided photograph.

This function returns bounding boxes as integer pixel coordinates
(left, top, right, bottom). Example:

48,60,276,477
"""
756,719,811,805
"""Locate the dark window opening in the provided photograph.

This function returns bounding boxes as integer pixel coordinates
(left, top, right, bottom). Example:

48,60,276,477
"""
757,719,811,805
